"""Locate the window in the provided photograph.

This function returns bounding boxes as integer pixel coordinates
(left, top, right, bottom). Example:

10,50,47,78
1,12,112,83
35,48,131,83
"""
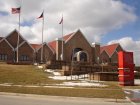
20,55,29,61
0,54,8,61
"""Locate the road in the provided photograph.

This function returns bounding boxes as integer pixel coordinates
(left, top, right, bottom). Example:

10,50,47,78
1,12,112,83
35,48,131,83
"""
125,89,140,105
0,92,133,105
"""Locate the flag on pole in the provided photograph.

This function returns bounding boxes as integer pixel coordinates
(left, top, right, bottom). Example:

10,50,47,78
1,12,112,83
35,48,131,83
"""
37,11,44,63
59,17,63,24
11,7,20,14
11,7,21,63
37,12,44,19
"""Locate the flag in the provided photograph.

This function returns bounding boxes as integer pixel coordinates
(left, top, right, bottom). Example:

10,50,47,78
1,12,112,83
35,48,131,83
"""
11,7,20,14
37,12,44,19
59,17,63,24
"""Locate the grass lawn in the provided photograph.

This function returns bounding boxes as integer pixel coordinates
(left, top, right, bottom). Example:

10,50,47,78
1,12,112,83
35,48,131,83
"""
0,64,64,85
0,64,126,99
0,86,125,99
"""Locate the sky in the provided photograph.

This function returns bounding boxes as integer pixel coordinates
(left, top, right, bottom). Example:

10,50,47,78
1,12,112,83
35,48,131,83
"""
0,0,140,65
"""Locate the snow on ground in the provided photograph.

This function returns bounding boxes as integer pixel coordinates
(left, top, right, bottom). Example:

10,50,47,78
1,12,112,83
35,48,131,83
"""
61,81,107,87
48,75,89,80
37,66,43,69
135,79,140,84
44,69,54,73
45,69,107,87
45,69,61,76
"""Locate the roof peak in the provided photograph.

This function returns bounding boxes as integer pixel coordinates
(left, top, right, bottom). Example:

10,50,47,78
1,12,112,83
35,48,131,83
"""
102,43,119,47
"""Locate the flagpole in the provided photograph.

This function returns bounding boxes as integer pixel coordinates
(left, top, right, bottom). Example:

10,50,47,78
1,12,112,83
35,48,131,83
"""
41,11,44,63
61,14,64,61
16,0,22,63
16,8,21,63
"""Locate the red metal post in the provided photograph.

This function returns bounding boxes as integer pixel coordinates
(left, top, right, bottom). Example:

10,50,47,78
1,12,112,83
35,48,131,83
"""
118,51,134,86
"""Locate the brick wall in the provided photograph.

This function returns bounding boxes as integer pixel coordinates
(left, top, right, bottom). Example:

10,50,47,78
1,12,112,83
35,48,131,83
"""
100,51,110,63
6,30,24,48
0,40,14,61
18,42,34,62
36,44,54,63
64,30,93,63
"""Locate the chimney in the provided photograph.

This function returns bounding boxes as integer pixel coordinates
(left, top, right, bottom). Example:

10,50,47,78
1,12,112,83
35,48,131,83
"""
92,42,100,64
56,38,64,60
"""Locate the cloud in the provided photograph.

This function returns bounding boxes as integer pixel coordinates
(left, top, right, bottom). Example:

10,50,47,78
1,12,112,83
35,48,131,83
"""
0,0,137,43
0,0,139,66
108,37,140,66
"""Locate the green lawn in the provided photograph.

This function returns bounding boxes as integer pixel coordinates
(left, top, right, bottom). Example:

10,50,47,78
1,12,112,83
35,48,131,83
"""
0,64,126,99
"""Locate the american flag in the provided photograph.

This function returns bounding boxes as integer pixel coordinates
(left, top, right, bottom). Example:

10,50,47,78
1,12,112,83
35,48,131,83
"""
37,12,44,19
59,17,63,24
11,7,20,14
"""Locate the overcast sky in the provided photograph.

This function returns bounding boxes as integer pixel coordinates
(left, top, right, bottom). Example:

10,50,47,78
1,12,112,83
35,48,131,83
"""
0,0,140,65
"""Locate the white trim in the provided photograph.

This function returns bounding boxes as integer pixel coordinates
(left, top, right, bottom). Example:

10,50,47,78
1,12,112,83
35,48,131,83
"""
77,51,89,62
4,29,25,43
65,29,92,47
15,41,26,50
100,50,110,58
0,39,14,51
109,44,119,57
101,44,120,58
37,42,55,54
118,75,129,77
47,43,55,54
65,32,75,43
118,68,129,70
15,41,35,52
1,29,28,50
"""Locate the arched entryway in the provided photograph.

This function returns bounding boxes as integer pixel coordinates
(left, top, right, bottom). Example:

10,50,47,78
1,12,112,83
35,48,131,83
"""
71,48,89,62
77,51,88,62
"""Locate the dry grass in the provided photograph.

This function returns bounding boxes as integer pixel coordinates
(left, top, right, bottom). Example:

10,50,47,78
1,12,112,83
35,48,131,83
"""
0,86,125,99
121,85,140,89
0,64,64,85
0,64,126,99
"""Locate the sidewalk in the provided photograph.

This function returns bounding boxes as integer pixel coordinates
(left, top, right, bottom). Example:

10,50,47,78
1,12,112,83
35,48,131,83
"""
0,92,132,105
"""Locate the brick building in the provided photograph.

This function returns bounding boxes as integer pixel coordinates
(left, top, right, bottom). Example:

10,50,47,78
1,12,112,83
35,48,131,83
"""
0,29,124,64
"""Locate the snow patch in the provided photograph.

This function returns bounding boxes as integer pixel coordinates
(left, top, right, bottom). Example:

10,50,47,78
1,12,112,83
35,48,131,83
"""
38,66,43,69
61,81,107,87
45,69,107,87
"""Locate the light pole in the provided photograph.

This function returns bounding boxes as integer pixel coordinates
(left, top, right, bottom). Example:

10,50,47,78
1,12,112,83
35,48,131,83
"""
71,49,74,80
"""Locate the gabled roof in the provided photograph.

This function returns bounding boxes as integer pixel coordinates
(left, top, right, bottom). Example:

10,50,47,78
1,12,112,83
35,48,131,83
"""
31,43,55,53
48,29,92,53
30,44,42,51
5,29,25,42
65,30,91,48
0,39,14,51
1,29,27,49
48,32,75,52
0,37,3,40
63,32,75,42
48,41,56,52
100,43,119,57
14,41,35,52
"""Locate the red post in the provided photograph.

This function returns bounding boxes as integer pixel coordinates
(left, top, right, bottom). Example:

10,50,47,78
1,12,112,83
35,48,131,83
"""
118,51,134,86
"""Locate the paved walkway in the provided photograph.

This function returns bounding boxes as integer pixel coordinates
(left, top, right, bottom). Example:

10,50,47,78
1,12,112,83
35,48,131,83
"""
0,92,133,105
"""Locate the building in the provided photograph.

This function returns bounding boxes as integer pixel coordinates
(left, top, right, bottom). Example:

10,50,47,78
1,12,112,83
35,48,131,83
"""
0,29,124,65
100,43,124,65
